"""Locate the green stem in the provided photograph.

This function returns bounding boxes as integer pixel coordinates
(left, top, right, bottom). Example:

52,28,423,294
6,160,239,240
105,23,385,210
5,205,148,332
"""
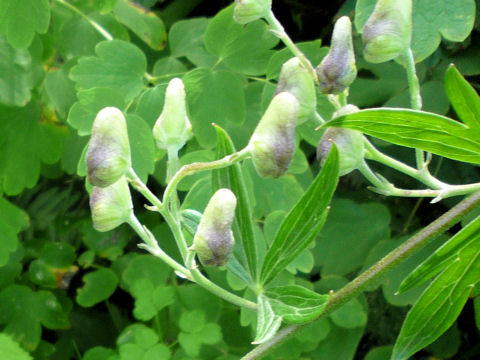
55,0,113,41
357,160,388,190
264,11,318,83
163,147,251,205
241,191,480,359
126,167,163,210
167,148,180,185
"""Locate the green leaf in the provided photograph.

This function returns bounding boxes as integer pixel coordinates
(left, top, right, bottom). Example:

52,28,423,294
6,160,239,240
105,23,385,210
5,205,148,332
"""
0,0,50,49
0,36,33,106
392,232,480,360
444,64,480,129
264,285,329,324
131,280,174,321
153,57,187,82
0,102,66,195
260,146,339,284
69,40,147,101
204,4,279,75
399,215,480,294
212,125,257,281
355,0,475,62
183,68,245,148
113,0,166,50
0,333,33,360
76,268,118,307
67,87,126,135
83,347,117,360
45,65,77,118
329,298,367,329
126,114,156,182
253,296,282,344
0,198,28,266
123,255,171,290
328,108,480,164
179,309,205,333
35,291,70,330
134,84,167,127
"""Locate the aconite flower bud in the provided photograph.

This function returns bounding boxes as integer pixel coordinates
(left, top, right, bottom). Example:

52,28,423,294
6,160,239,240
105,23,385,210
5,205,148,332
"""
249,92,299,178
275,57,316,124
317,105,364,176
86,107,131,188
153,78,192,152
316,16,357,94
233,0,272,24
193,189,237,266
89,176,133,232
362,0,412,63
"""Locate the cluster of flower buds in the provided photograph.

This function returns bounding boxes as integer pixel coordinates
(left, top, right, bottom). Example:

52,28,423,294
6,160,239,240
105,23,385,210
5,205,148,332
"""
233,0,272,24
86,107,133,232
193,189,237,266
317,105,365,176
276,57,316,124
153,78,192,152
316,16,357,94
362,0,412,63
249,92,299,178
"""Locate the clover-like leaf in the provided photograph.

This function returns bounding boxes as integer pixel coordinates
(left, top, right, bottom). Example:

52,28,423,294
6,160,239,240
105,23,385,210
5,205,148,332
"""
76,268,118,307
0,333,33,360
0,198,28,266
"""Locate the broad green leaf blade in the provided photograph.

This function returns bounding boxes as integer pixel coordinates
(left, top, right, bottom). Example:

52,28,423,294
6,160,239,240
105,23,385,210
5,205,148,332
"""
69,40,147,101
183,68,245,148
0,102,66,195
76,268,118,307
253,296,282,344
392,234,480,360
212,125,257,282
399,215,480,294
126,114,155,182
0,37,33,106
264,285,329,324
260,146,339,285
113,0,166,50
204,4,279,76
0,333,32,360
444,64,480,129
328,108,480,164
355,0,475,63
0,0,50,49
0,198,28,266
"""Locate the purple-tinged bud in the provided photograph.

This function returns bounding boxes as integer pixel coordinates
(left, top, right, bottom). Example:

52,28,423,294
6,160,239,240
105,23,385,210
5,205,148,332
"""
362,0,412,63
233,0,272,24
249,92,299,178
86,107,131,188
193,189,237,266
89,176,133,232
317,105,364,176
275,57,316,124
153,78,192,152
316,16,357,94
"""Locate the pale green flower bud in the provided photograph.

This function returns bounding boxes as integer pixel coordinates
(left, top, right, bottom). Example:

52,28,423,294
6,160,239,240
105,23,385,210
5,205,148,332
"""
233,0,272,24
89,176,133,232
317,105,364,176
249,92,299,178
86,107,131,188
362,0,412,63
275,57,316,124
193,189,237,267
153,78,192,151
316,16,357,94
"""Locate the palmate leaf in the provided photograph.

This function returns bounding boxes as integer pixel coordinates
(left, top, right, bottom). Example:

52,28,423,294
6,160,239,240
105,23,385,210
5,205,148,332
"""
444,64,480,129
264,285,329,324
392,221,480,360
212,125,257,282
260,146,339,285
327,108,480,164
0,333,32,360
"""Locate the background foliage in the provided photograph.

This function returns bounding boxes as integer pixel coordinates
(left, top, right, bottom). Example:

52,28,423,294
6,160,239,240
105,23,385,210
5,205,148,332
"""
1,0,480,359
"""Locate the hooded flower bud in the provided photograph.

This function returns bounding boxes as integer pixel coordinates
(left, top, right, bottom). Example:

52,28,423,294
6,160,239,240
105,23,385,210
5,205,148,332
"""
275,57,316,124
316,16,357,94
193,189,237,266
233,0,272,24
89,176,133,232
249,92,299,178
86,107,131,188
317,105,364,176
362,0,412,63
153,78,192,152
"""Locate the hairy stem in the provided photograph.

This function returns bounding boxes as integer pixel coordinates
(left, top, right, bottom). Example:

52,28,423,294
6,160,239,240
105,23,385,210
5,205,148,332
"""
241,191,480,359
